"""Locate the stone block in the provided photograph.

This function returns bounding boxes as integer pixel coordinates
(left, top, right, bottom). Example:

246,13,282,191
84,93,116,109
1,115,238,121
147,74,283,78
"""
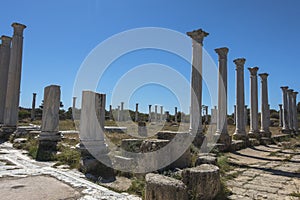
182,164,220,200
145,173,188,200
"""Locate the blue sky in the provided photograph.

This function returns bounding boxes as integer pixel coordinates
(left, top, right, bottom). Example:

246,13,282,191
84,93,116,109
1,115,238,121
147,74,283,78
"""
1,0,300,114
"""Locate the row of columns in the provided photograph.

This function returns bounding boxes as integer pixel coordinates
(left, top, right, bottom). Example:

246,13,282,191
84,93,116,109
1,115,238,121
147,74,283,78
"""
280,87,298,133
0,23,26,139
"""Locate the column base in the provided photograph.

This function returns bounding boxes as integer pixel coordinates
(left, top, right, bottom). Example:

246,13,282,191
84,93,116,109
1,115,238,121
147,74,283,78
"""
36,131,61,161
214,131,231,151
280,128,291,134
78,142,115,182
259,130,272,138
191,130,204,147
232,131,248,142
248,130,260,140
0,125,16,141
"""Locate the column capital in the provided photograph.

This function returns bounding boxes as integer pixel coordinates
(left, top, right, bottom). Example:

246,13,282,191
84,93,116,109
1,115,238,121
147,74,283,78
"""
279,104,282,107
287,89,294,94
259,73,269,80
233,58,246,69
293,91,298,95
12,22,26,36
136,103,138,105
33,93,37,96
215,47,229,59
280,86,289,91
187,29,209,45
248,67,259,76
1,35,12,46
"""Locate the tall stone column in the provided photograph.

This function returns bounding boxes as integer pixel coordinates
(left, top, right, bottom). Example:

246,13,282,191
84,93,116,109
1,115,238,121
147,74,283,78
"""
72,97,77,120
233,105,236,125
155,105,158,122
248,67,259,138
233,58,247,141
78,91,114,181
204,106,209,123
175,107,178,123
120,102,124,121
37,85,61,160
109,105,113,120
287,89,294,132
292,91,298,133
148,105,152,122
135,103,139,122
31,93,37,121
281,86,290,133
0,36,12,125
160,106,163,122
244,105,248,127
3,23,26,129
279,104,283,127
117,106,120,121
215,47,231,148
259,73,271,137
187,29,208,146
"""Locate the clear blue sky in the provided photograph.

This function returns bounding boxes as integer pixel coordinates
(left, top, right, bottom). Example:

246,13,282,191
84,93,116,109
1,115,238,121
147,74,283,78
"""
1,0,300,114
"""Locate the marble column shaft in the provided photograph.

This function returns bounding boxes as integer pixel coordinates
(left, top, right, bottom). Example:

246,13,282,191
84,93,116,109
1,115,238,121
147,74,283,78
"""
244,105,248,126
233,105,236,125
39,85,61,141
155,105,158,122
160,106,163,122
292,92,298,132
215,47,229,135
287,89,294,131
117,106,120,121
279,104,283,127
135,103,139,122
79,91,107,152
109,105,112,120
187,29,208,136
233,58,247,139
0,36,12,124
148,105,152,122
31,93,37,121
259,73,271,136
248,67,259,135
175,107,178,123
4,23,26,127
281,86,289,131
120,102,124,121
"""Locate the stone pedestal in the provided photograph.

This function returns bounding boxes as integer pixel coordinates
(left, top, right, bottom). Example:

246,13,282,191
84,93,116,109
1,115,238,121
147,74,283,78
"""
37,85,61,161
259,73,271,138
78,91,114,181
187,29,208,147
214,47,231,150
0,36,12,125
248,67,260,139
233,58,248,141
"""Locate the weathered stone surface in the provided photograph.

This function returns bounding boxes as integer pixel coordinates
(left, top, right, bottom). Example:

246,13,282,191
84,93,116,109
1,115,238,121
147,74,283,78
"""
145,173,188,200
182,164,220,200
195,155,217,166
121,139,143,153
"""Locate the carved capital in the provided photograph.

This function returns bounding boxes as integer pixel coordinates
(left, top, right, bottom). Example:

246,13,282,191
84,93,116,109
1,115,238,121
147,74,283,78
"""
187,29,209,45
215,47,229,59
1,35,12,46
12,22,26,36
233,58,246,70
259,73,269,80
248,67,259,76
